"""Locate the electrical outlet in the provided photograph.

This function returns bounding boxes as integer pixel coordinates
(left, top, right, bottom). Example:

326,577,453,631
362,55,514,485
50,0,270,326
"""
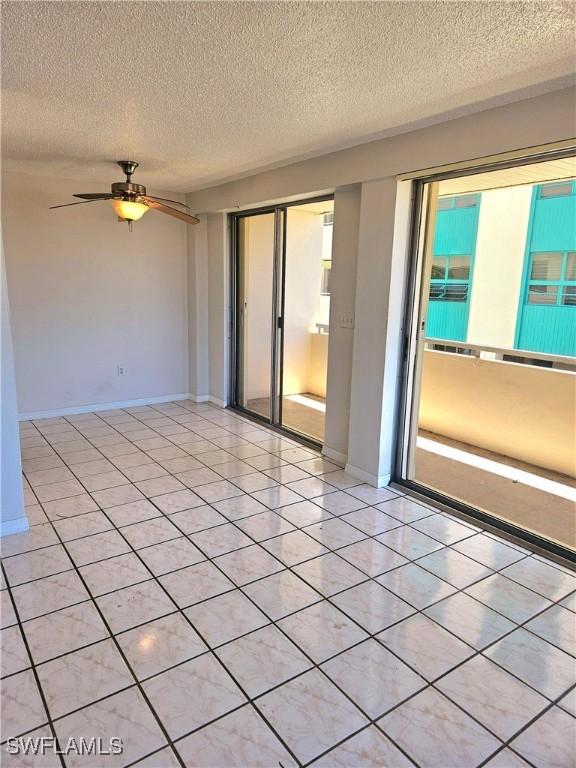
340,313,354,329
117,366,126,376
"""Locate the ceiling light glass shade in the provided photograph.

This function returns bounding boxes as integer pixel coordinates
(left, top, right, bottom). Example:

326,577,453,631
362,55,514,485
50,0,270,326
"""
111,199,149,221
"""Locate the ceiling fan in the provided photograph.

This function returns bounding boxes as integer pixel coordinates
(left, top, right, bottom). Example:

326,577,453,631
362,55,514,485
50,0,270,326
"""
50,161,200,229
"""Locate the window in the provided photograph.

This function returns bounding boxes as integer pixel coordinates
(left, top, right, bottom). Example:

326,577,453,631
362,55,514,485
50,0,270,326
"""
429,255,471,302
321,260,332,295
526,251,576,306
538,181,575,199
436,194,479,210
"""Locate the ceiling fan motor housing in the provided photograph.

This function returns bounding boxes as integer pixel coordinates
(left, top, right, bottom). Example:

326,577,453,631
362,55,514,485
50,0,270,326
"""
111,181,147,200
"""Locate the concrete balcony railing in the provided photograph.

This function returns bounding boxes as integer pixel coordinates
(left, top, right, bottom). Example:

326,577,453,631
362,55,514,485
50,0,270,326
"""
420,340,576,478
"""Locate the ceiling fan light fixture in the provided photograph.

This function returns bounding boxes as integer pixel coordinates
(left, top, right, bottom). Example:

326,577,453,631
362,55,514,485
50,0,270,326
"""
111,198,149,221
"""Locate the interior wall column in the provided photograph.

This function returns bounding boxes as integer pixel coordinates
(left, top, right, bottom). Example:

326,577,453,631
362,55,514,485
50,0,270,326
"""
346,178,413,486
207,212,230,406
187,215,210,401
1,238,27,536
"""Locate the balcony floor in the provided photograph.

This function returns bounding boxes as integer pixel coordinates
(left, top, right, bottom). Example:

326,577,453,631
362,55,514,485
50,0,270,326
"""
415,431,576,550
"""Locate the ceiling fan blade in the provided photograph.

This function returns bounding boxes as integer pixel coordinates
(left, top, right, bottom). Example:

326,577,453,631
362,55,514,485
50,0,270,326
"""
144,195,190,208
49,199,108,209
145,199,200,225
73,193,114,200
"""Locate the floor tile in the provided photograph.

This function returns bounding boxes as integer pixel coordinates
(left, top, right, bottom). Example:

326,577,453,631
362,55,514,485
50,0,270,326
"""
190,523,254,557
306,490,366,516
482,749,532,768
91,484,146,509
121,463,170,483
411,513,476,545
377,525,444,559
215,625,310,698
510,706,576,768
52,510,112,542
2,545,73,586
34,479,86,503
322,638,425,718
251,486,304,509
424,592,515,649
341,507,401,536
133,747,181,767
143,653,246,739
80,552,151,596
66,529,131,567
379,687,500,768
338,538,408,577
121,517,181,550
262,529,329,566
501,557,576,601
26,466,74,487
80,470,130,492
256,669,368,764
275,499,333,527
37,638,132,719
96,580,175,633
377,562,457,609
231,471,279,492
465,573,552,623
285,477,337,499
0,625,30,677
454,533,526,570
43,494,101,522
138,536,205,576
304,518,366,549
159,561,234,608
331,580,415,633
525,604,576,656
71,458,120,478
169,505,228,533
235,510,296,541
558,687,576,716
437,655,548,740
345,484,398,505
12,570,90,621
265,465,311,483
560,592,576,612
312,726,413,767
117,613,207,680
185,589,268,647
293,552,367,598
294,458,340,475
194,480,245,503
0,524,59,558
1,669,48,739
278,600,368,662
104,499,162,527
0,590,17,628
212,495,269,521
377,613,474,680
23,601,109,664
316,469,362,490
175,704,298,768
484,627,576,699
243,570,320,620
214,544,285,586
54,687,166,768
150,489,204,514
174,467,223,488
418,547,493,589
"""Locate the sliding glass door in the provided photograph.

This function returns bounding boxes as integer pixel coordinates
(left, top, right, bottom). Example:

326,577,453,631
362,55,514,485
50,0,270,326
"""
232,198,334,444
399,153,576,555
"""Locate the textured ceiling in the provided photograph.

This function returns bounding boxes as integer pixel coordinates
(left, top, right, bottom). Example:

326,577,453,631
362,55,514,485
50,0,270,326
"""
2,1,575,192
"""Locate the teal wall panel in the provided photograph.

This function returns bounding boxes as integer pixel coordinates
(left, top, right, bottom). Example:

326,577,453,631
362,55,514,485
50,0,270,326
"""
517,305,576,356
531,196,576,252
427,302,468,342
433,208,478,255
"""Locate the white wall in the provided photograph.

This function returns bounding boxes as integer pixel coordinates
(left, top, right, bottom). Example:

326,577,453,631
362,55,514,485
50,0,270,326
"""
467,185,533,347
2,172,189,416
1,240,27,534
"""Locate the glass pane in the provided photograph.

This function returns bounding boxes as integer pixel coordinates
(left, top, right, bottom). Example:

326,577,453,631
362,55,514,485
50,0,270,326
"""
437,198,452,211
530,252,562,281
447,255,471,280
539,182,573,198
528,285,558,304
562,286,576,306
431,257,446,279
282,200,333,442
444,283,468,302
455,194,478,208
236,213,275,419
429,284,445,300
566,252,576,281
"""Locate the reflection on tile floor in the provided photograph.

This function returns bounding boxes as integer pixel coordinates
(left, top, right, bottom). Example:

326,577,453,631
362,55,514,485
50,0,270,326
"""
2,400,575,767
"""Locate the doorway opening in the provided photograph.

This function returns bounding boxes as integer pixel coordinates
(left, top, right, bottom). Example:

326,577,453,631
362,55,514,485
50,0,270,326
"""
231,197,334,445
398,153,576,556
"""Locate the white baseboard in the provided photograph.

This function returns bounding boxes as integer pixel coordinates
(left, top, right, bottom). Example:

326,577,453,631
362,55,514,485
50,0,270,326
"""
345,463,392,488
0,517,30,538
208,396,227,408
188,394,210,403
19,393,191,421
322,447,347,466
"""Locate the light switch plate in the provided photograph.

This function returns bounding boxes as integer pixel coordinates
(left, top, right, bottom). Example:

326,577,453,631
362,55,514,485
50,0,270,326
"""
340,313,354,329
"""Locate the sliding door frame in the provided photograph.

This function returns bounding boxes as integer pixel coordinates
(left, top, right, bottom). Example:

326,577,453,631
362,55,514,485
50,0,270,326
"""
394,145,576,564
229,194,334,449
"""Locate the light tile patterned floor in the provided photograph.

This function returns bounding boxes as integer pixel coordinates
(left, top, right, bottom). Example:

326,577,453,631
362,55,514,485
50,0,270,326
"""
1,400,575,768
